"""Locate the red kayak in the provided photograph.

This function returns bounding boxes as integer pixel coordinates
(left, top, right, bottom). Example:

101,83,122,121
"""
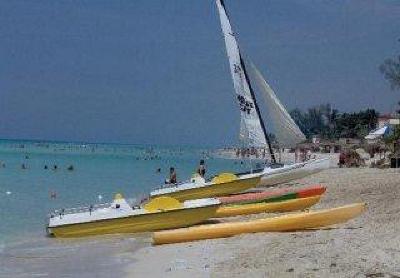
218,185,326,205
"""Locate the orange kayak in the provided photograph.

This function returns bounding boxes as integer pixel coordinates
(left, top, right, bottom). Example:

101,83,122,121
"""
218,185,326,205
215,195,321,218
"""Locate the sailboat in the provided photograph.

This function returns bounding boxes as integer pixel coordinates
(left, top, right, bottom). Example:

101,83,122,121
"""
215,0,330,186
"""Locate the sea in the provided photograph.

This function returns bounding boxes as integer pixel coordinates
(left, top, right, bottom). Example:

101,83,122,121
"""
0,140,270,278
0,139,253,273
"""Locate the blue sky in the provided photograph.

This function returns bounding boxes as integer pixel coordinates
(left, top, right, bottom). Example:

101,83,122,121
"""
0,0,399,146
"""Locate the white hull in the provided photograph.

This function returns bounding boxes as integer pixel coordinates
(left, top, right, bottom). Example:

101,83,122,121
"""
260,158,331,187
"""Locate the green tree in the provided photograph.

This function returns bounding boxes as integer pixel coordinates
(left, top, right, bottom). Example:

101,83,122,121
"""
290,105,378,139
380,41,400,147
380,55,400,90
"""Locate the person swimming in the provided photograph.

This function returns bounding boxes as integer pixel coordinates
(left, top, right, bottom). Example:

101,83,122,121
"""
49,191,57,199
67,165,74,171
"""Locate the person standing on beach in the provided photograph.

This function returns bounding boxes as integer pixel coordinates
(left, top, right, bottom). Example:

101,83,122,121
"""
339,151,346,168
197,159,206,178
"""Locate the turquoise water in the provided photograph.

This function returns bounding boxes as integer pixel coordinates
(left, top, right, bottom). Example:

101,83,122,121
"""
0,140,248,246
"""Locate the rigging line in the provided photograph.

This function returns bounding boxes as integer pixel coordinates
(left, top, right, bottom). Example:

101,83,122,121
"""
218,0,276,164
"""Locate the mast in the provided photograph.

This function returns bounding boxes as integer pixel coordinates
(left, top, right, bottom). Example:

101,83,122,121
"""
240,57,276,163
218,0,276,163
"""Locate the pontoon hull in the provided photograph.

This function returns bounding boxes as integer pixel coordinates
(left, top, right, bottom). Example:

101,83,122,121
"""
153,176,261,201
48,205,219,238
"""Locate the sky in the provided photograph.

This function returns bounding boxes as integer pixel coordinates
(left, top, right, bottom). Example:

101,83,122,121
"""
0,0,399,146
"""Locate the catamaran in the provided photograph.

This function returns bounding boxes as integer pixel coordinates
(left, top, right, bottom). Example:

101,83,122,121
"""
215,0,330,186
150,1,330,200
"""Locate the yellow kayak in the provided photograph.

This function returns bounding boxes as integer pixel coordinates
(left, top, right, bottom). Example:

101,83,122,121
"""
153,203,366,245
214,195,321,218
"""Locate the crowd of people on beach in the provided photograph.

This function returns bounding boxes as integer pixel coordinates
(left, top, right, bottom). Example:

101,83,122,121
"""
294,148,316,163
235,147,267,159
226,147,317,163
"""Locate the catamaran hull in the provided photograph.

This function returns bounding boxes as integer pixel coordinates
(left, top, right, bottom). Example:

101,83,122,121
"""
260,158,330,187
47,205,219,238
152,176,261,202
260,167,320,186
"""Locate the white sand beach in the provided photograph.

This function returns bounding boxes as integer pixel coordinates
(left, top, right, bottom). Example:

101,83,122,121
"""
126,168,400,277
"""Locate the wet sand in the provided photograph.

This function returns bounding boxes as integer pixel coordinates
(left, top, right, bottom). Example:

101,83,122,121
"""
0,234,150,278
127,168,400,277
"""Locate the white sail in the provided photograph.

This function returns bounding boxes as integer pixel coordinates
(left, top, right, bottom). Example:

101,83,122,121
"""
216,0,267,147
251,64,306,148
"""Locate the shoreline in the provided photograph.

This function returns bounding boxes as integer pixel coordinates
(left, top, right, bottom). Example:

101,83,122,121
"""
212,149,338,163
1,167,399,277
0,234,151,278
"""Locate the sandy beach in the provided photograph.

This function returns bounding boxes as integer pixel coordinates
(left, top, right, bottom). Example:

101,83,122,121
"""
126,168,400,277
1,167,399,278
2,0,399,277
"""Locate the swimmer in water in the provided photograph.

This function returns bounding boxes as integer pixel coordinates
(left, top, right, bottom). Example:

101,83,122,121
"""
50,191,57,199
67,165,74,171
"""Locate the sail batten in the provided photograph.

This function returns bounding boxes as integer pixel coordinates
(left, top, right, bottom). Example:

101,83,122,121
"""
216,0,275,157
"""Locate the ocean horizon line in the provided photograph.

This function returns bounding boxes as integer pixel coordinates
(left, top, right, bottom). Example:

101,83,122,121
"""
0,137,235,150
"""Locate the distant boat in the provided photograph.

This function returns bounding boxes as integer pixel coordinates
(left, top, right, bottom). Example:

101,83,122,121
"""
215,0,330,186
